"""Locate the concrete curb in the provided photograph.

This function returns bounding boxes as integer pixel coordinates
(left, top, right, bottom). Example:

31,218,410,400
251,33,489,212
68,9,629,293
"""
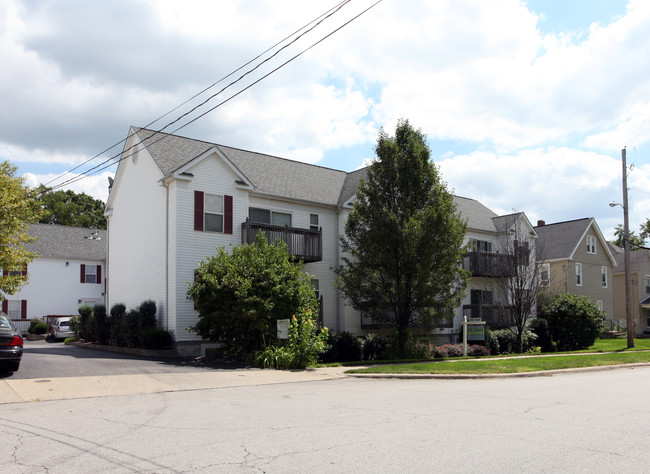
344,362,650,379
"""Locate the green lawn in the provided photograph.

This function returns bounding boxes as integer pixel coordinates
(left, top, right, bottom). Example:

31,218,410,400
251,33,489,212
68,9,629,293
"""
347,338,650,375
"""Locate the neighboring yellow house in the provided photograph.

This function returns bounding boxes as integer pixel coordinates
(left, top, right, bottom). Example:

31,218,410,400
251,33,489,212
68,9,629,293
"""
534,218,616,320
610,244,650,336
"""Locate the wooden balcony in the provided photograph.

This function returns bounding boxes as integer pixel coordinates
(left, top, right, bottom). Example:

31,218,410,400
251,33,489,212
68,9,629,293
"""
241,220,322,263
463,251,515,278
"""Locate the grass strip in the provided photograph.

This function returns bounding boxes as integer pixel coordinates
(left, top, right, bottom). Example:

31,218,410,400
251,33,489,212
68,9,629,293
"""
347,351,650,375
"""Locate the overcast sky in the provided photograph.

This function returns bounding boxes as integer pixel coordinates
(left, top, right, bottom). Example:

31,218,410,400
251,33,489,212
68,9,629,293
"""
2,0,649,239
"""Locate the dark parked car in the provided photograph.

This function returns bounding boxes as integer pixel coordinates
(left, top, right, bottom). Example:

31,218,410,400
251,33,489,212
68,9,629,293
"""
0,312,23,372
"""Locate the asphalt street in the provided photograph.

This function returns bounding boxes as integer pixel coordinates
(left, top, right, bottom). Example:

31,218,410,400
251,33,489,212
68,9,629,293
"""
0,342,649,473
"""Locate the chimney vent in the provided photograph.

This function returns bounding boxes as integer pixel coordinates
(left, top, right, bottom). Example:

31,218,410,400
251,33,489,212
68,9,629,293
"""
537,220,545,227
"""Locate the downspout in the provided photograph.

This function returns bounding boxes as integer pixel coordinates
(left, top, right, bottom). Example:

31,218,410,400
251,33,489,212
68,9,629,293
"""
165,180,170,331
336,205,343,332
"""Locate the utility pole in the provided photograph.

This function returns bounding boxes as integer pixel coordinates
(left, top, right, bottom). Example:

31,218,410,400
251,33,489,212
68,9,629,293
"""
622,147,635,348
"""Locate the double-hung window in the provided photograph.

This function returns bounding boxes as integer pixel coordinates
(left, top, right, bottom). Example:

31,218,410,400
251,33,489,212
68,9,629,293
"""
1,299,26,319
310,214,319,231
194,191,233,234
470,239,492,252
540,263,550,287
645,276,650,294
601,266,608,288
575,263,583,286
81,264,101,284
586,236,596,254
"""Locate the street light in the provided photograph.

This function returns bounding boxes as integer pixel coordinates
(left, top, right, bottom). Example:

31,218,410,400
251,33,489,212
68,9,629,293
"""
611,146,635,348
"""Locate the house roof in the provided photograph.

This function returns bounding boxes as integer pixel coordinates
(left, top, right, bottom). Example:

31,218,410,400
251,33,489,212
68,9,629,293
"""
534,218,616,265
612,247,650,274
25,224,106,261
128,127,521,233
133,128,350,206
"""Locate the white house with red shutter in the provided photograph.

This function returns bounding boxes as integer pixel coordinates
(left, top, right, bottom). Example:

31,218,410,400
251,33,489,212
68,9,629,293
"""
105,127,536,355
2,224,106,322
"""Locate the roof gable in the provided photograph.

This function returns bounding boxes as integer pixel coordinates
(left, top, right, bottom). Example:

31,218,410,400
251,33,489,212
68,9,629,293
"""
535,218,616,265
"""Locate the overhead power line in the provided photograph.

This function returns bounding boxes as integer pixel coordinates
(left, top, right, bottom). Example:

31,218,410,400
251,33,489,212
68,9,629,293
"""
43,0,359,191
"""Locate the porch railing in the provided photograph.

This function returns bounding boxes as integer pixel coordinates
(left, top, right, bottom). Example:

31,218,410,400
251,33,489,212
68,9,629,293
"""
242,220,322,263
463,251,515,278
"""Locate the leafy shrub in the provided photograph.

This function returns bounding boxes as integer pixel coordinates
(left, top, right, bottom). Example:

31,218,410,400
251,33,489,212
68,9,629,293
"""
109,303,126,346
138,300,158,330
78,305,93,341
254,309,329,369
93,304,110,345
542,293,604,351
321,331,363,362
28,319,48,335
491,329,517,354
69,315,81,338
484,327,500,355
139,328,174,350
528,317,553,352
468,344,491,357
443,344,463,357
188,232,319,360
124,309,140,348
363,333,393,360
433,345,449,358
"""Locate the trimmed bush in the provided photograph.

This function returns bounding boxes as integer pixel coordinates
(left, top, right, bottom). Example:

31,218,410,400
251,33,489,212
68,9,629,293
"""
528,317,554,352
363,333,393,360
28,318,48,335
78,305,93,341
93,304,110,345
124,309,140,348
321,331,363,362
542,293,604,351
468,344,491,357
138,300,157,330
139,328,174,350
109,303,126,347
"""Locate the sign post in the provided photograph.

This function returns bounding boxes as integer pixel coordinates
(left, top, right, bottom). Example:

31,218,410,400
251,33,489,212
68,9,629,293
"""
462,316,486,356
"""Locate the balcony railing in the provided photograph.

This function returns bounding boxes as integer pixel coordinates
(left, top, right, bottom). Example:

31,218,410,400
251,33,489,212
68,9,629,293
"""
462,304,514,329
463,251,515,278
242,219,322,263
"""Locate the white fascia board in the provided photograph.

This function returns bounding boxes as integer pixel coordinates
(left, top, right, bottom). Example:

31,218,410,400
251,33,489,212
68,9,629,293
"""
172,146,254,189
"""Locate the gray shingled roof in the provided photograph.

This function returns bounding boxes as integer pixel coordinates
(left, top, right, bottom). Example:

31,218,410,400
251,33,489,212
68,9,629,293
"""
134,128,349,206
534,218,591,261
612,247,650,273
25,224,106,261
130,128,506,232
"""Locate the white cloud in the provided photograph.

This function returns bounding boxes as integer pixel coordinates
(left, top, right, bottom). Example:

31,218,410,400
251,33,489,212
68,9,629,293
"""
24,172,113,202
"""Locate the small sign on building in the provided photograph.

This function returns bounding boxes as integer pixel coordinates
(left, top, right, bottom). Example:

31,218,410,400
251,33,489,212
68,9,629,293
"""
277,319,290,339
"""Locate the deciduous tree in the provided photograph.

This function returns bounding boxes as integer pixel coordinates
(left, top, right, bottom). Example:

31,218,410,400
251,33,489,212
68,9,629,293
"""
35,186,106,229
336,119,468,356
0,161,44,300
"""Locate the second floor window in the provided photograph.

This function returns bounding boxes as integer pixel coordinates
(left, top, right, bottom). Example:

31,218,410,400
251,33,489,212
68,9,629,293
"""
601,266,608,288
540,263,550,287
586,236,596,254
575,263,583,286
194,191,233,234
204,194,224,232
469,239,492,252
310,214,319,230
249,208,292,227
646,276,650,294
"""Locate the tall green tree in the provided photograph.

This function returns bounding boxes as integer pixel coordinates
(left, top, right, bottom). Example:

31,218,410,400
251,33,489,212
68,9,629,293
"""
612,224,644,249
0,161,44,300
639,218,650,243
35,186,106,229
336,119,469,356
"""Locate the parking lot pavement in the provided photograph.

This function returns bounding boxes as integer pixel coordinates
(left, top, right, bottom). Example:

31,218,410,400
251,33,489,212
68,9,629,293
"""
0,366,349,404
